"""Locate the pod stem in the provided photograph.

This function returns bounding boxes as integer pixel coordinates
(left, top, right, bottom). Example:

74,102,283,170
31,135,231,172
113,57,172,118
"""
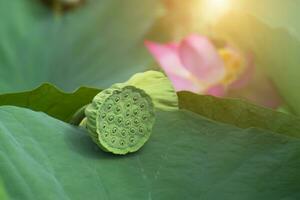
70,105,88,126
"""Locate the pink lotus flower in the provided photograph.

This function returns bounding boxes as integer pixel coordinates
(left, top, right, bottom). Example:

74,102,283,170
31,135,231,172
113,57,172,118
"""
145,34,283,108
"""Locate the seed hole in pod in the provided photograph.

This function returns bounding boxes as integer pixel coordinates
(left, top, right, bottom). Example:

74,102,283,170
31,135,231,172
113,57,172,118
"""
104,132,109,137
125,120,130,126
126,102,131,108
117,117,123,124
101,113,106,119
125,110,130,117
107,104,112,110
115,96,120,103
111,137,116,144
130,128,135,134
102,123,107,129
119,140,125,146
133,95,138,102
140,103,145,109
121,129,126,137
112,127,117,134
133,109,139,116
129,136,135,144
134,118,139,124
142,115,148,121
124,93,129,98
115,106,121,113
139,127,144,134
108,115,114,122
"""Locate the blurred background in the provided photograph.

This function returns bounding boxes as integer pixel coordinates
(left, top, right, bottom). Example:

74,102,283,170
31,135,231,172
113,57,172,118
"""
1,0,300,115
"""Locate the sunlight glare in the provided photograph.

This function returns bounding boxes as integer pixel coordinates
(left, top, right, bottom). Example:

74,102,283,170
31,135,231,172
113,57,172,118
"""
202,0,232,23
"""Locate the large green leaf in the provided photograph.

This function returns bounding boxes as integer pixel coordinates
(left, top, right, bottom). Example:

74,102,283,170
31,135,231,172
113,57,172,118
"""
0,0,162,93
0,180,8,200
1,106,300,199
205,1,300,115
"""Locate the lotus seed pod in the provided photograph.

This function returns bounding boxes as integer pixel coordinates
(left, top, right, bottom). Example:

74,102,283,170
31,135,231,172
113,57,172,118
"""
85,85,155,155
124,71,179,111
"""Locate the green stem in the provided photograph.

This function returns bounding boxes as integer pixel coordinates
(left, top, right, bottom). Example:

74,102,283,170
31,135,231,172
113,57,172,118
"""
69,105,88,126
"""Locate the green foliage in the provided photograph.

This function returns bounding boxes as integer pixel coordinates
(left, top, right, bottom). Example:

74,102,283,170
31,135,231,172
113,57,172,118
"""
179,92,300,138
1,106,300,199
0,83,99,122
1,84,300,198
1,0,300,199
0,181,8,200
0,0,162,93
1,83,300,138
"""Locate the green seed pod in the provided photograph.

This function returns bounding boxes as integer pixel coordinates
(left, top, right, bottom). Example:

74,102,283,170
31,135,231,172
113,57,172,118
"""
123,71,178,111
85,85,155,155
70,71,177,155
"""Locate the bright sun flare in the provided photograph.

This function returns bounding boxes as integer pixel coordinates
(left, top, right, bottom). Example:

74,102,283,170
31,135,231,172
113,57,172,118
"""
202,0,232,22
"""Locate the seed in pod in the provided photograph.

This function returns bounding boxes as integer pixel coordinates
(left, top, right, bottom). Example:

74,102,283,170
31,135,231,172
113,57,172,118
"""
85,85,155,155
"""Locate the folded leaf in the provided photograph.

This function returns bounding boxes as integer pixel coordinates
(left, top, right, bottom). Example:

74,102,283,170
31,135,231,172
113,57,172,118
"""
1,84,300,139
0,83,99,122
179,91,300,138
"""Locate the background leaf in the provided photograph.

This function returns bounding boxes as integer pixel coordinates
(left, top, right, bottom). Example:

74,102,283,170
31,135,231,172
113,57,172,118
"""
1,106,300,199
0,0,163,93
